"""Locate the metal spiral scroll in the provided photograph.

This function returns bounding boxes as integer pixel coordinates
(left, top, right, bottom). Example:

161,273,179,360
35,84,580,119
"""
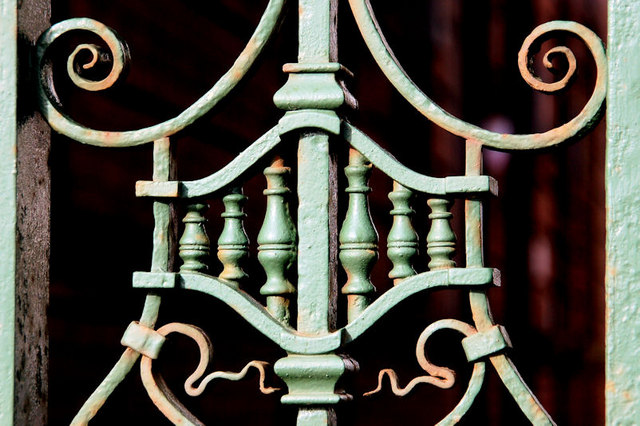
348,0,606,150
35,0,286,147
364,319,485,426
139,323,280,426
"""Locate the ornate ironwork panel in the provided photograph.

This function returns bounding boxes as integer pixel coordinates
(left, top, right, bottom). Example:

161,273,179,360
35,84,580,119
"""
2,0,623,424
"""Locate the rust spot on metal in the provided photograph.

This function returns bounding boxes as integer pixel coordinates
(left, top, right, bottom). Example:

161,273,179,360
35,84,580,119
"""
605,380,616,394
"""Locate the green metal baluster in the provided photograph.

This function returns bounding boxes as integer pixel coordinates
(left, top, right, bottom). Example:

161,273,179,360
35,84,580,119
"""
258,157,296,323
340,149,379,322
179,203,210,273
217,188,249,287
426,198,456,270
388,182,418,284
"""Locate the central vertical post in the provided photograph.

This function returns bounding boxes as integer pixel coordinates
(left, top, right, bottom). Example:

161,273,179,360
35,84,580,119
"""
296,0,338,335
273,1,348,425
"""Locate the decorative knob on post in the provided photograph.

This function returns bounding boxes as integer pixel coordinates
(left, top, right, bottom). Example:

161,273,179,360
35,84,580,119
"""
217,188,249,287
340,149,378,323
426,198,456,270
388,182,418,284
179,203,211,273
258,157,297,324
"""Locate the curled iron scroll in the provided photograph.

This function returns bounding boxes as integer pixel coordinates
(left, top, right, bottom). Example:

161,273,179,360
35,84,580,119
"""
348,0,606,150
35,0,286,147
140,323,280,425
365,319,485,425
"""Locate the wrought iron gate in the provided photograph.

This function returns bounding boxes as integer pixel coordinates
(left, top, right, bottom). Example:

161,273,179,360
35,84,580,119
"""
3,0,639,424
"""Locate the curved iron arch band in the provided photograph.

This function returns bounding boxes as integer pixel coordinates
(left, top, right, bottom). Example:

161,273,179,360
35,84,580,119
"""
132,268,497,354
135,118,498,199
36,9,605,151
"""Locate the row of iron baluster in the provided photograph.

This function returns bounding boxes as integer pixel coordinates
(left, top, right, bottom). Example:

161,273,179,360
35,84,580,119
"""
176,149,457,325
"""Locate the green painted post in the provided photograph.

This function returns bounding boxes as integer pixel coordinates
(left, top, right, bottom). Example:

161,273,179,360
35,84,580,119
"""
0,1,17,424
273,1,349,425
606,1,640,422
296,133,336,334
292,0,339,335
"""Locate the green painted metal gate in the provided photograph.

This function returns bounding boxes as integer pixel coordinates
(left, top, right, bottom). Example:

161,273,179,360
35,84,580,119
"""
0,0,637,424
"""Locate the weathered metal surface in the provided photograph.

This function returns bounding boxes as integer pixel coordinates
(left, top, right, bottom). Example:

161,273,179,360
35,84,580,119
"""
426,198,456,270
120,321,167,360
275,354,353,405
218,188,249,286
258,157,297,322
461,325,512,362
13,2,51,423
0,0,18,423
606,0,640,422
340,149,378,323
179,204,211,273
24,0,610,424
387,182,418,284
151,137,176,273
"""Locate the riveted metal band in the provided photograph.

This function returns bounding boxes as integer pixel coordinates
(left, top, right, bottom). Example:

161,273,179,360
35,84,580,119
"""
461,325,512,362
120,321,166,359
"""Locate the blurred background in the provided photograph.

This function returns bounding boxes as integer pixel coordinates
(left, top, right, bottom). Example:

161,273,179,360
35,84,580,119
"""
47,0,606,424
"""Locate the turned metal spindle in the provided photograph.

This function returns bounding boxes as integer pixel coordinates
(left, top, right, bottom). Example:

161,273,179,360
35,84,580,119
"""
258,157,297,324
217,188,249,287
340,149,378,323
388,182,418,284
426,198,456,270
179,203,211,273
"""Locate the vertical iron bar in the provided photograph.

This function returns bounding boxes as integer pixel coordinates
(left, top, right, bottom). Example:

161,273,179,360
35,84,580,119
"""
142,137,175,324
0,0,17,422
294,2,339,425
14,2,52,422
606,1,640,422
297,133,335,333
151,137,175,273
465,140,493,330
71,139,174,424
298,0,338,63
466,139,554,425
295,0,338,334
